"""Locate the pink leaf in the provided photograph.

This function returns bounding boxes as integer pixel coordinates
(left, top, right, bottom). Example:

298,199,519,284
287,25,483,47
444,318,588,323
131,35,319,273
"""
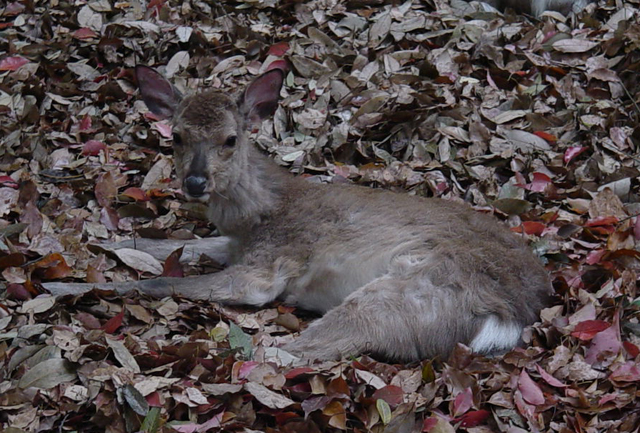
585,249,606,265
529,172,552,193
610,361,640,382
0,56,29,71
586,311,622,364
564,146,588,164
82,140,107,156
154,122,173,138
518,370,545,405
237,361,259,379
73,27,98,39
535,364,567,388
634,217,640,241
453,387,473,417
79,115,93,132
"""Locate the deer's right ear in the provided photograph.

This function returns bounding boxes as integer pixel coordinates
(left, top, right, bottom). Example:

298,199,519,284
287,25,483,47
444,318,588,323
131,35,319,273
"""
135,66,182,120
241,69,285,125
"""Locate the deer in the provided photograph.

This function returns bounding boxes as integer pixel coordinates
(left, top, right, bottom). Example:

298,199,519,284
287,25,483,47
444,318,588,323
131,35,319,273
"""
42,65,553,363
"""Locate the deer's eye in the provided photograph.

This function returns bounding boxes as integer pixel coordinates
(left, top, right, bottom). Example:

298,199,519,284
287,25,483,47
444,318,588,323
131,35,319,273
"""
224,136,237,148
172,132,182,146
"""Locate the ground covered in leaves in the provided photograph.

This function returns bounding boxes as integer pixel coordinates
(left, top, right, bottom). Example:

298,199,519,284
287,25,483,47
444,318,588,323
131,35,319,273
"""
1,0,640,431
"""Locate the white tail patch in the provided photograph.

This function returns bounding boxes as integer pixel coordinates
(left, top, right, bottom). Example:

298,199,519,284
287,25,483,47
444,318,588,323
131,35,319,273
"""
470,315,522,354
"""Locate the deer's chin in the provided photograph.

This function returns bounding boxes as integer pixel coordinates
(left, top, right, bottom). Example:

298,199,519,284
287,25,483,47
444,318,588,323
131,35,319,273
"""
184,193,210,203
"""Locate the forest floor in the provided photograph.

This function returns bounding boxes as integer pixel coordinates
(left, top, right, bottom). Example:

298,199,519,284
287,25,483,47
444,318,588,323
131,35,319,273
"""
1,0,640,432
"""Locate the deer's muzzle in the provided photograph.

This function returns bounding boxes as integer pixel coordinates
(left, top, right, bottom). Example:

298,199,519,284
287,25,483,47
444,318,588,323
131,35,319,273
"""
184,175,207,198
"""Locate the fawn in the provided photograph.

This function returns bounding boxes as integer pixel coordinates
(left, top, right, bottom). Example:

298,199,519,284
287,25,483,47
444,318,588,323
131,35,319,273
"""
46,66,553,362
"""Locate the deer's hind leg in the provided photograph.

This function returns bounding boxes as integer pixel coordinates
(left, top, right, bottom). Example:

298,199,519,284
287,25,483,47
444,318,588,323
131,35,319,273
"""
280,274,522,362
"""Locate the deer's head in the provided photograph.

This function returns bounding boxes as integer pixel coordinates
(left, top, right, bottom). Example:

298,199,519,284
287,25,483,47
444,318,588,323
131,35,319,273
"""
135,66,284,201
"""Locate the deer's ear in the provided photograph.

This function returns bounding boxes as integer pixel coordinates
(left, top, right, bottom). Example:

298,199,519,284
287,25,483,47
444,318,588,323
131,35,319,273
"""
135,66,182,119
241,69,285,124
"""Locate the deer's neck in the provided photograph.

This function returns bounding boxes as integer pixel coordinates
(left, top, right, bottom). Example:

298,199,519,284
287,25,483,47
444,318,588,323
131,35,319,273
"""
206,145,292,236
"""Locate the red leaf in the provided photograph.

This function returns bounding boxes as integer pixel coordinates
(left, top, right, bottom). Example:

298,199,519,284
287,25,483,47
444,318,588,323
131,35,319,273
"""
453,387,473,417
610,361,640,382
146,391,162,407
82,140,107,156
457,410,490,427
518,370,545,405
284,367,315,379
162,247,184,277
147,0,165,10
535,364,567,388
0,56,29,71
623,341,640,358
267,41,290,57
73,27,97,39
585,216,618,227
122,187,149,202
0,253,27,269
33,253,73,280
327,377,350,398
533,131,557,142
101,309,125,334
571,320,611,340
0,176,18,189
563,146,588,164
511,221,546,236
372,385,404,408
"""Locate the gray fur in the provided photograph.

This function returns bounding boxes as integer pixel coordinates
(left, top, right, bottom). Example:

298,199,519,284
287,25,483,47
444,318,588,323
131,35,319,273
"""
113,67,555,362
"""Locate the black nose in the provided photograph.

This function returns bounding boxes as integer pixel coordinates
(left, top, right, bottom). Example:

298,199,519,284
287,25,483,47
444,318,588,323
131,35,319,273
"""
184,176,207,197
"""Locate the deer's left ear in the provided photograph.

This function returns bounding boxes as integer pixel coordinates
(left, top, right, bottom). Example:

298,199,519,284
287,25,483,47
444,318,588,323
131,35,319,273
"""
240,69,285,125
135,65,183,120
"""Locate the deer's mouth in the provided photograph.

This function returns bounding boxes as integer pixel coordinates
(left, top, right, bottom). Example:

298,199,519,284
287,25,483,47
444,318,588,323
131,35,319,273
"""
183,192,210,203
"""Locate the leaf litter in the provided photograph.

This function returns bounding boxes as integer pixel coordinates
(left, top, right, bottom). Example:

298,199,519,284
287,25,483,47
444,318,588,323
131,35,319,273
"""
1,0,640,432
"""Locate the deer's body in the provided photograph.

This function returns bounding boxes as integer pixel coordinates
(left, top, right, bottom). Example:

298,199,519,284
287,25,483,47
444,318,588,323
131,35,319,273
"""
191,139,551,361
44,67,552,362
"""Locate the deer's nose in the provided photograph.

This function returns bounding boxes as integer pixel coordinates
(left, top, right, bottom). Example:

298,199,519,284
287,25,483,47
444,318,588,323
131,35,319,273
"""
184,176,207,197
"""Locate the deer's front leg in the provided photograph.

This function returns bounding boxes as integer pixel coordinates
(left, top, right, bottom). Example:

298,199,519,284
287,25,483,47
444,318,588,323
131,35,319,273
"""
42,260,296,306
